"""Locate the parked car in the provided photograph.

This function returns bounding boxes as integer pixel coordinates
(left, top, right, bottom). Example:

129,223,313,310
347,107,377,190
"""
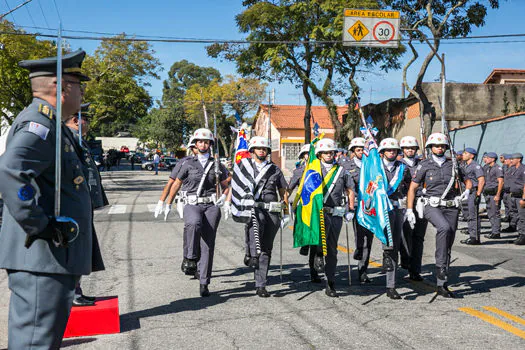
141,157,178,171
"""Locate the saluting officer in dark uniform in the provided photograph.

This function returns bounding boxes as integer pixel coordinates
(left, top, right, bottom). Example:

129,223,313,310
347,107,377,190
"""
506,153,525,245
399,136,428,281
165,128,230,297
0,50,104,348
407,133,472,298
482,152,504,239
378,138,412,300
314,138,355,297
65,103,108,307
344,137,374,284
287,144,324,282
460,147,485,245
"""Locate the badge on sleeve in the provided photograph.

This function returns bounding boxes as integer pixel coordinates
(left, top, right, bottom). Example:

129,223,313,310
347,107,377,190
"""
27,122,49,140
73,176,84,185
18,184,35,201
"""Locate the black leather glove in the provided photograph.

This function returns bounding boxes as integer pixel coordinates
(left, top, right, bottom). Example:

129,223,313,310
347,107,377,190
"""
25,216,79,248
474,195,481,206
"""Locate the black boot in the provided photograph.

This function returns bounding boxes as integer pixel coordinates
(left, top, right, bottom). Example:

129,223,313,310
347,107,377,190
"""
249,256,260,269
408,272,423,282
310,268,322,283
436,284,455,298
486,233,501,239
358,268,371,283
256,287,270,298
181,258,189,274
186,259,197,275
243,254,251,266
299,246,309,256
386,288,401,300
200,284,210,297
313,255,325,273
502,225,517,233
325,281,337,297
353,248,363,261
514,234,525,245
382,252,395,272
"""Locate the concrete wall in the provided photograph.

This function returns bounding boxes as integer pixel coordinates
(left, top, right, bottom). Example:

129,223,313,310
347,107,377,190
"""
450,114,525,162
95,137,139,151
423,83,525,121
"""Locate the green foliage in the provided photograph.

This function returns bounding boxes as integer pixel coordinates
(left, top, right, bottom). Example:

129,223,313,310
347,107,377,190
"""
0,20,56,123
82,35,161,136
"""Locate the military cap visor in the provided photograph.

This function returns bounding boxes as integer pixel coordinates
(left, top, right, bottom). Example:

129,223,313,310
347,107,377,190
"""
464,147,477,155
19,50,90,81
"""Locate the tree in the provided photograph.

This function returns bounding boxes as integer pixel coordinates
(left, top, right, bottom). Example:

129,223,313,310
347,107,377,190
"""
388,0,500,138
82,35,161,136
0,20,56,125
208,0,403,144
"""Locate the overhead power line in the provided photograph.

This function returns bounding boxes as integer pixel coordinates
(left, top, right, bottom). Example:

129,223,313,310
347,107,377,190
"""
1,0,34,21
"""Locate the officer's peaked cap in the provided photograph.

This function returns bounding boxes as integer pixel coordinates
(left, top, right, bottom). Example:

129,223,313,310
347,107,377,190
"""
464,147,477,155
19,50,90,81
485,152,497,159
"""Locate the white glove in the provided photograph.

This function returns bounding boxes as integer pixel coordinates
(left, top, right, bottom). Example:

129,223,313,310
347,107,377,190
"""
280,214,290,229
215,194,227,207
223,201,231,221
460,189,470,201
154,200,164,218
344,211,355,222
164,204,172,221
405,209,416,229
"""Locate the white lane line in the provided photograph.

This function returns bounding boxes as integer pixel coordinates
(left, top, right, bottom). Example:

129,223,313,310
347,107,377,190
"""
108,205,127,214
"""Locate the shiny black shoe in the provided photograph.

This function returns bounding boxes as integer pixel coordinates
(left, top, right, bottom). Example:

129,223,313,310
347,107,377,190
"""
408,272,423,282
186,259,197,275
353,248,363,261
313,255,325,273
256,287,270,298
72,295,96,307
514,235,525,246
386,288,401,300
81,294,97,302
310,269,322,283
181,258,189,274
200,284,210,297
359,271,371,284
249,256,260,269
243,254,251,266
299,246,309,256
325,281,337,297
486,233,501,239
502,226,517,233
436,285,455,298
460,238,481,245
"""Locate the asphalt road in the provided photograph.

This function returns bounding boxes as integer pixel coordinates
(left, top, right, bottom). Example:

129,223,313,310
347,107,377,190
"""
1,169,524,349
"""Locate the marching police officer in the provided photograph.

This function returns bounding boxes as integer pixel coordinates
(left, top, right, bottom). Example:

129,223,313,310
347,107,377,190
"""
287,144,324,283
503,154,519,233
0,50,104,348
378,138,412,299
482,152,504,239
399,136,428,281
65,103,108,307
226,136,289,297
500,154,512,223
507,153,525,245
407,133,472,298
460,147,485,245
345,137,374,284
165,128,230,297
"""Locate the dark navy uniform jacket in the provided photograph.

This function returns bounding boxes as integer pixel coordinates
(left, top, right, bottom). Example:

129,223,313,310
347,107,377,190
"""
320,163,354,208
177,156,229,196
483,163,504,191
507,163,525,194
383,160,411,201
464,160,484,187
287,163,305,192
412,157,463,200
0,98,101,275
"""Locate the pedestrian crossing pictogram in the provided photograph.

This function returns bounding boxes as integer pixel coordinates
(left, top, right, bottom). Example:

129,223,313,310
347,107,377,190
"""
348,20,369,41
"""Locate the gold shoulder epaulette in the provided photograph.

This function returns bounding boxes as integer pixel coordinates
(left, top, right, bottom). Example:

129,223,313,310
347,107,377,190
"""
38,104,54,119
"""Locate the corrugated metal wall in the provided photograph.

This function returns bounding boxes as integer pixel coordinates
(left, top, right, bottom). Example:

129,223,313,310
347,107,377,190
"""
450,114,525,161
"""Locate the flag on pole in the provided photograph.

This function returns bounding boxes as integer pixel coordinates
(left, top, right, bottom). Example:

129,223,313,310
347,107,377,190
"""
292,134,326,249
234,128,250,164
356,139,393,246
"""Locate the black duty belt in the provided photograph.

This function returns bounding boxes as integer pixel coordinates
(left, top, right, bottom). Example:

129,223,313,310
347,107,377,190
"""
511,190,524,198
483,188,497,196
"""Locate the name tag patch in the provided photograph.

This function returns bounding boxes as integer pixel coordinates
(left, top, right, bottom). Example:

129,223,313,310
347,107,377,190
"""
27,122,49,140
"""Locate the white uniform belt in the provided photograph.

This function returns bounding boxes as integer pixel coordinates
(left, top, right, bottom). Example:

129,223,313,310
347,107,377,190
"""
187,195,214,204
391,198,407,209
254,201,282,212
426,197,458,208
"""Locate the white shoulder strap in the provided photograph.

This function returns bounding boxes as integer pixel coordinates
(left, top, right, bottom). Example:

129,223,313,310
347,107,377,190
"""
196,161,215,197
323,166,343,204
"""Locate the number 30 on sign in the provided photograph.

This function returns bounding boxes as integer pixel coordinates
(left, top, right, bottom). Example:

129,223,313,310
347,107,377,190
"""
373,21,395,44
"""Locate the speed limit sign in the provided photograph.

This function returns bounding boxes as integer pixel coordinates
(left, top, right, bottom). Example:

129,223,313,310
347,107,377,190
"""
373,21,395,44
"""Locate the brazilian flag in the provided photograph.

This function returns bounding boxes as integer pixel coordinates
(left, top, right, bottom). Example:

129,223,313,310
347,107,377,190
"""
292,135,337,253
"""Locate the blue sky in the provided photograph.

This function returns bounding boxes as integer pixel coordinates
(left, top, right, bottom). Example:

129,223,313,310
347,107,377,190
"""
3,0,525,111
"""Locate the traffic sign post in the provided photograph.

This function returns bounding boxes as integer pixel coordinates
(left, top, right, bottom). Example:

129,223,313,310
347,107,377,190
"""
343,9,400,48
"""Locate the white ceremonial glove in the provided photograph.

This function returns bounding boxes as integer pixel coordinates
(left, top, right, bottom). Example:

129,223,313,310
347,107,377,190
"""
345,211,355,222
215,193,227,207
280,214,290,229
405,209,416,229
154,200,164,218
223,201,231,221
164,204,172,221
460,189,470,202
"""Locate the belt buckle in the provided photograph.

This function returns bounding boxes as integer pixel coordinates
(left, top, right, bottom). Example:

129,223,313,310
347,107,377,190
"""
445,200,454,207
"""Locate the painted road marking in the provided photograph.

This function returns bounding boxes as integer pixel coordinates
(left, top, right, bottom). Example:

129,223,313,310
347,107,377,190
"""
337,245,382,268
108,205,127,214
459,307,525,339
483,306,525,327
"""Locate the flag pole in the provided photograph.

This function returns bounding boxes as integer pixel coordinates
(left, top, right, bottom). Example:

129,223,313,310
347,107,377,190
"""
54,22,63,217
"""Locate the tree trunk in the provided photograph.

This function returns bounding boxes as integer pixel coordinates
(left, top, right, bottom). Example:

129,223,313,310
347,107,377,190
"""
303,81,312,144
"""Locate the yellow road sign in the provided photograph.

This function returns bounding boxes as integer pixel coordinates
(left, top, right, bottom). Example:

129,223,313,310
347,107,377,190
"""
348,20,369,41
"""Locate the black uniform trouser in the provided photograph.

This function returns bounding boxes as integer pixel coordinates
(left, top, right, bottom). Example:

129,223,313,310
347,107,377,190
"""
423,205,459,287
183,203,221,285
485,194,502,235
384,208,404,289
247,208,280,288
353,219,373,273
467,192,481,240
182,204,200,261
7,270,79,350
323,213,343,282
400,215,428,275
308,244,322,270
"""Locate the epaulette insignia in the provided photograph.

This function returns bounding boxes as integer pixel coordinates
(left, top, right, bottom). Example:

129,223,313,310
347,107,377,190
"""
38,104,54,119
